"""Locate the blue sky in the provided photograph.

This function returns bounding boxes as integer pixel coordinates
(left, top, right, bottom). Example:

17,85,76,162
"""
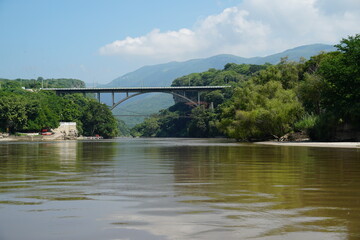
1,0,359,85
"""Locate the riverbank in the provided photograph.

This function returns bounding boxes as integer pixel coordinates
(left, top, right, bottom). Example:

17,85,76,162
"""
0,134,105,142
1,135,360,148
0,134,62,142
254,141,360,148
0,133,78,142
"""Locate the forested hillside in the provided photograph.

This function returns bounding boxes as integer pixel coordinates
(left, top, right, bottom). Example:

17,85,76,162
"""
107,44,335,127
132,35,360,141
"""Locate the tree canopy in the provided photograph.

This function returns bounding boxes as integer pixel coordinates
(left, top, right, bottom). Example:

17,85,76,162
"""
0,79,119,138
0,77,85,89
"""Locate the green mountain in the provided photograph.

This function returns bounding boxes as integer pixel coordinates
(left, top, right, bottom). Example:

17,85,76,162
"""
106,44,334,88
105,44,335,127
256,44,336,64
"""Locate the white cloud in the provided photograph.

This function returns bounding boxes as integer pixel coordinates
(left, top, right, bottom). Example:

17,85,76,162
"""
99,0,360,60
99,28,200,59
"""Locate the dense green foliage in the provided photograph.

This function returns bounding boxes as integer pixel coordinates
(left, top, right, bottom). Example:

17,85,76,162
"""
80,99,119,138
0,77,85,89
132,35,360,141
130,103,192,137
0,79,119,138
299,35,360,140
117,119,130,136
219,81,304,140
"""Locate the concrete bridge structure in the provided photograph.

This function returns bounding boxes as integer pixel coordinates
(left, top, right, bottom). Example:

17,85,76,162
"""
42,86,230,110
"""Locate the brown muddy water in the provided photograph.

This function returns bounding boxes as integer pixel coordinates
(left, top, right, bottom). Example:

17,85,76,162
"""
0,138,359,240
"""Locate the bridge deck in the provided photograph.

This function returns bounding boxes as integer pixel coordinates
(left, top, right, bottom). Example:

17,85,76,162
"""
42,86,230,93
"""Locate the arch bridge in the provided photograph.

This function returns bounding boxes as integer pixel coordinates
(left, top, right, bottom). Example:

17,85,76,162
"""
42,86,230,110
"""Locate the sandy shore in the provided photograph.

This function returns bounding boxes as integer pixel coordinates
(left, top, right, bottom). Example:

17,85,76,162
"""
254,141,360,148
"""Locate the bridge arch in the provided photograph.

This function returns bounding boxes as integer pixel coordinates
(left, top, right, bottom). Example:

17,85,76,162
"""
42,86,230,111
110,91,198,110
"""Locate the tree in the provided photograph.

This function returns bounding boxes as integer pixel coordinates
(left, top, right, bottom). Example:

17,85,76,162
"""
318,34,360,125
296,73,325,115
82,100,119,138
23,97,59,131
131,117,160,137
204,90,225,108
218,81,304,141
252,58,303,89
117,119,130,136
0,94,27,133
188,106,219,137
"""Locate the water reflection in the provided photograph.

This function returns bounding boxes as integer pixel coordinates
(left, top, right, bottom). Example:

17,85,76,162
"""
164,144,360,239
0,139,359,240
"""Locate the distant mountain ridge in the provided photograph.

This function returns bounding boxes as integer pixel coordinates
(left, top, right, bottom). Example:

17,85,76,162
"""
105,44,335,88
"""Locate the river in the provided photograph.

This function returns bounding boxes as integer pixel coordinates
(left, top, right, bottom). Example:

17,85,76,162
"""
0,138,359,240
